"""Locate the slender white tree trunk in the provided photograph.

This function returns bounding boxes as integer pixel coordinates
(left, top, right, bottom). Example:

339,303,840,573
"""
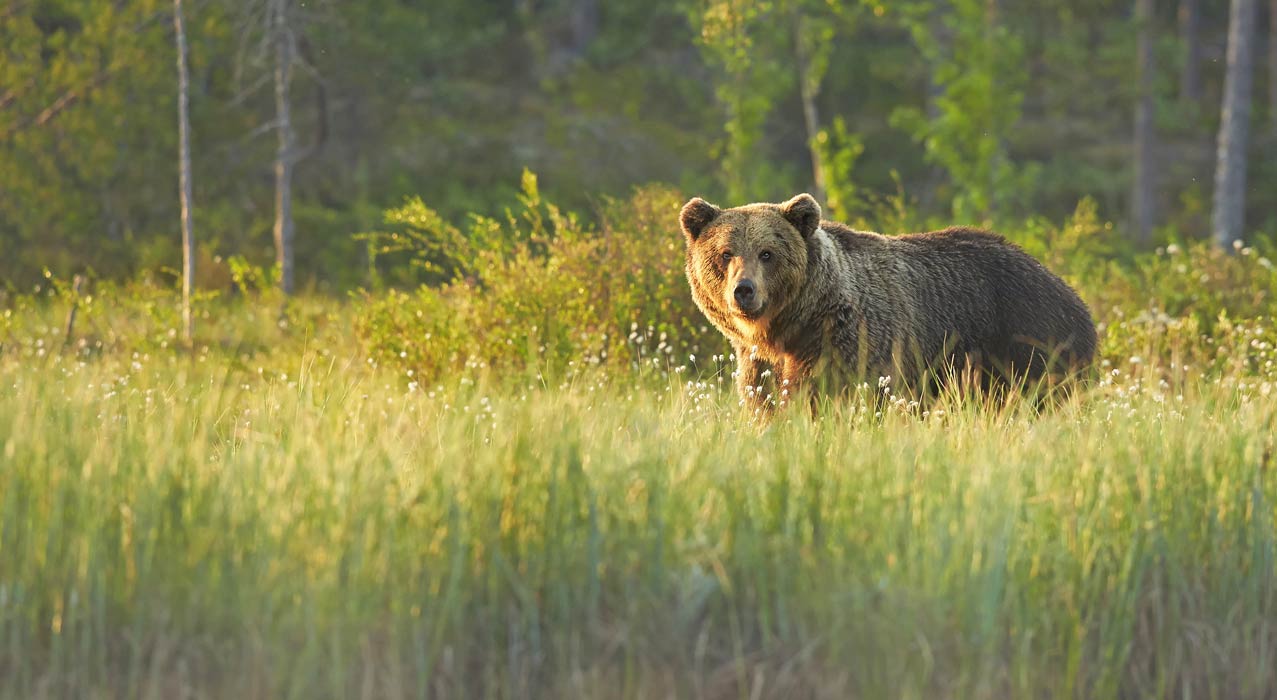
1132,0,1156,244
798,86,826,204
174,0,195,342
1211,0,1258,248
271,0,295,295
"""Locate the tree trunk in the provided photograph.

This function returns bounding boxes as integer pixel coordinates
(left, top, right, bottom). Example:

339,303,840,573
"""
1270,0,1276,134
1132,0,1157,244
174,0,195,342
794,14,826,205
271,0,295,295
984,0,1004,218
920,4,948,213
569,0,599,57
1179,0,1201,103
515,0,546,78
1211,0,1258,248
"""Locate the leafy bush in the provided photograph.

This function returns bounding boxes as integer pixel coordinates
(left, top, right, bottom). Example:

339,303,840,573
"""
1106,240,1277,329
1092,241,1277,382
356,174,722,380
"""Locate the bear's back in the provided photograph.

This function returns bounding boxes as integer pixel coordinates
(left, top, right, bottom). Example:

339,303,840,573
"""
904,226,1096,375
818,221,1095,377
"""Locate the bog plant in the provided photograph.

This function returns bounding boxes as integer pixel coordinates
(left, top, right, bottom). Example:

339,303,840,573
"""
356,172,721,380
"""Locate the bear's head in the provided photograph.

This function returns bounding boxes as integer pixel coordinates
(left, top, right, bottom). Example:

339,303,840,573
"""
679,193,820,333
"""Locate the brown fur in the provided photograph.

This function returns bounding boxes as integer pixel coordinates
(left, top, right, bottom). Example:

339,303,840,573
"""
680,194,1097,411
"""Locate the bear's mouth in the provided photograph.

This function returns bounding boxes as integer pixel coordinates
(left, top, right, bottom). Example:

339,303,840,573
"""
733,301,765,319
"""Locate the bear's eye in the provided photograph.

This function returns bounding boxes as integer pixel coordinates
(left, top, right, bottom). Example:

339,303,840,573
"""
720,251,733,263
759,251,773,262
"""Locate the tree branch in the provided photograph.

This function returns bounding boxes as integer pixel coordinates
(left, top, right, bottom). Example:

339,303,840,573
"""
1,68,114,141
0,77,39,112
1,6,168,141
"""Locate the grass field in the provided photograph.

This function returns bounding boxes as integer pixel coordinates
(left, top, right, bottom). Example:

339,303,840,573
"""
2,295,1276,699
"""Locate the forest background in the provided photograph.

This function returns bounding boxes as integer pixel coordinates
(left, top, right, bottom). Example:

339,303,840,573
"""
3,0,1275,293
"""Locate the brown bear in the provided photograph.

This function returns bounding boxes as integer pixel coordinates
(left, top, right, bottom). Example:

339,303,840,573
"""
679,193,1096,411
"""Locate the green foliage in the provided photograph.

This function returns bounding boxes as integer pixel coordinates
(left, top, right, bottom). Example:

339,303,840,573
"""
693,0,794,202
356,182,719,379
226,255,275,296
814,116,865,222
2,0,1273,287
361,198,478,286
1012,197,1117,282
1125,241,1277,326
888,0,1036,222
1093,241,1277,377
0,0,175,279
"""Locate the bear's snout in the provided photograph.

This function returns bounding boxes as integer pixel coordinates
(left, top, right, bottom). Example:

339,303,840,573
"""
733,279,761,314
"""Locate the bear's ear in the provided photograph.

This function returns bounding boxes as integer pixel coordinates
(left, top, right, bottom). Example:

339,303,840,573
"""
680,197,720,243
780,193,821,238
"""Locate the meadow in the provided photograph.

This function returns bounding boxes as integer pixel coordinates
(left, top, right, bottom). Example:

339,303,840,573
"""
6,0,1276,695
3,190,1277,698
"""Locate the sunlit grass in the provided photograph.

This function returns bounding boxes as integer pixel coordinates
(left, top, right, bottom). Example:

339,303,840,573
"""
1,329,1275,699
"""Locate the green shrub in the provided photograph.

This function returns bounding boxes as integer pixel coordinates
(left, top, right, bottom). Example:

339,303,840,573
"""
356,176,724,381
1084,239,1277,381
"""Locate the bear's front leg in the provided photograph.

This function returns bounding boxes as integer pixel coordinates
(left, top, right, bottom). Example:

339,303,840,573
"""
732,342,774,416
777,356,818,414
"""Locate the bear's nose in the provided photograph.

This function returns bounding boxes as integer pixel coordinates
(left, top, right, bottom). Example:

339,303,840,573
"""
734,279,756,305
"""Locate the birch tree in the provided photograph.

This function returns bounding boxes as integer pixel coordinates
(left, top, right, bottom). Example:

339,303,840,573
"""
228,0,321,296
1210,0,1257,248
1132,0,1156,244
270,0,295,295
174,0,195,342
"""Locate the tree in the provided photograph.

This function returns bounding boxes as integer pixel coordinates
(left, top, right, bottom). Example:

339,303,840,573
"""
1270,0,1276,134
788,1,843,205
1211,0,1257,248
1132,0,1156,243
794,10,828,204
270,0,296,295
1179,0,1201,103
0,1,176,280
694,0,857,204
890,0,1030,221
694,0,790,202
224,0,332,295
174,0,195,342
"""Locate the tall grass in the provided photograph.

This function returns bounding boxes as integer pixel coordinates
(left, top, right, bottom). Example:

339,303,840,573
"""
4,185,1277,697
2,340,1274,699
